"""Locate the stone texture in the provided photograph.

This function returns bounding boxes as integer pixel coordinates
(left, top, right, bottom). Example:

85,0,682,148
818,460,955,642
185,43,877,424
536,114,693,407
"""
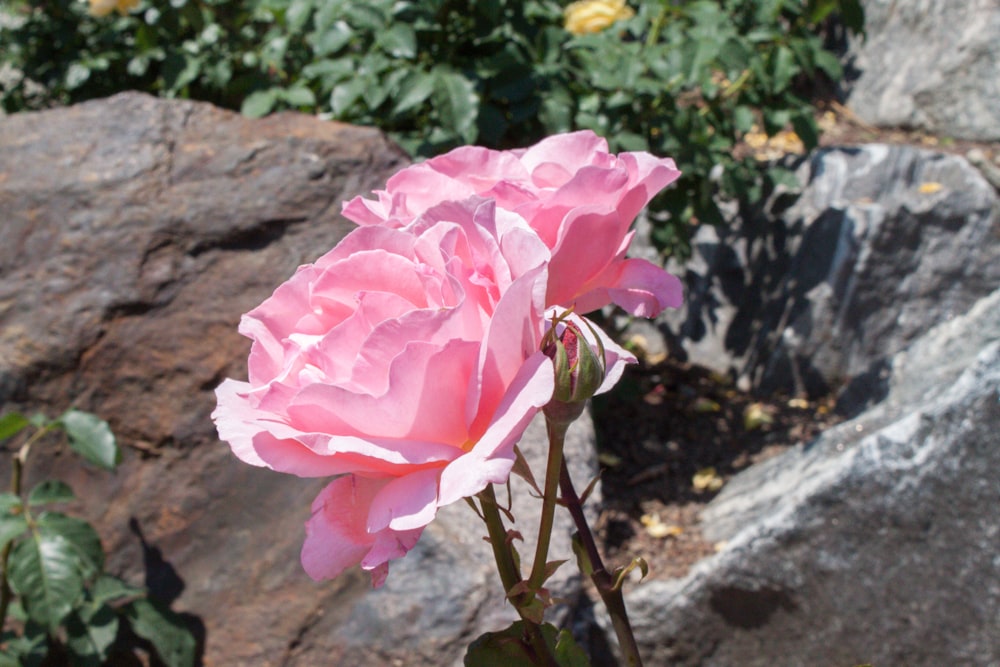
0,93,599,666
621,286,1000,667
659,144,1000,407
846,0,1000,141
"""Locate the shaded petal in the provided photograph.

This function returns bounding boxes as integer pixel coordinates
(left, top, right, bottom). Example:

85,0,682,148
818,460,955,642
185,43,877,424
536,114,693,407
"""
367,468,441,532
301,476,382,581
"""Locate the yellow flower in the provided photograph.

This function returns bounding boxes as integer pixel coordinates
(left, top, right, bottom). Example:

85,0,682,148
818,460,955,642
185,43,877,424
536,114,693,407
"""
88,0,139,17
564,0,634,35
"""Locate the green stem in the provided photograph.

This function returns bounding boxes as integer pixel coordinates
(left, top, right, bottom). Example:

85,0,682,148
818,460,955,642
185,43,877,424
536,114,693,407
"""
643,4,670,51
560,460,644,667
478,486,522,595
527,417,568,591
477,486,560,667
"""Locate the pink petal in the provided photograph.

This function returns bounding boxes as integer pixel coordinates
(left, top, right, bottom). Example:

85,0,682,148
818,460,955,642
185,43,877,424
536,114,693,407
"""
545,205,625,308
212,379,269,467
572,258,684,317
438,351,554,506
469,264,548,436
287,339,479,445
366,468,442,532
301,476,383,581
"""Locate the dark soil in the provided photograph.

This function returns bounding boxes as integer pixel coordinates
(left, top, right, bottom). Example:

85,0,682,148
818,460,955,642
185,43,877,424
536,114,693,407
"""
589,356,843,581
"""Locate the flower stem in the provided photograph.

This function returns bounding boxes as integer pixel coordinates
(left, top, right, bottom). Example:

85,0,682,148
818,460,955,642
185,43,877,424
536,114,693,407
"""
527,417,568,591
478,486,560,667
560,460,644,667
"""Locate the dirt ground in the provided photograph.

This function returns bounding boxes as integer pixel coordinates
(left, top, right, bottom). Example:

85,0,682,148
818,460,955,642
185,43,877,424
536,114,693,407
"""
589,355,842,581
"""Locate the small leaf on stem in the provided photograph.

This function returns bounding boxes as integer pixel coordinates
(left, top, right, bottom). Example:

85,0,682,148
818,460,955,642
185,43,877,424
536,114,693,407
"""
58,410,120,471
612,557,649,592
0,413,30,443
511,446,543,496
27,480,75,506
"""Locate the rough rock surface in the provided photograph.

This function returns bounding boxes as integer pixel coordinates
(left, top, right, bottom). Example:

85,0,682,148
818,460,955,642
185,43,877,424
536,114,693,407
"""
660,144,1000,406
621,286,1000,667
846,0,1000,141
0,93,598,666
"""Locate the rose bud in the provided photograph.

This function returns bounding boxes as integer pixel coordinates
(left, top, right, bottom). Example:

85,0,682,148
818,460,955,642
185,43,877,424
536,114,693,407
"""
544,319,606,404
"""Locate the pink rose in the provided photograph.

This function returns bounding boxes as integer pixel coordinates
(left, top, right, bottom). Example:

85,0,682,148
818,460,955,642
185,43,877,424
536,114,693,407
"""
212,197,632,586
342,131,683,317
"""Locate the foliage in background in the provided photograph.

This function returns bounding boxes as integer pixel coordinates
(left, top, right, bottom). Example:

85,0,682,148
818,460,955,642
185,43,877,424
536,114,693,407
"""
0,410,195,667
0,0,863,257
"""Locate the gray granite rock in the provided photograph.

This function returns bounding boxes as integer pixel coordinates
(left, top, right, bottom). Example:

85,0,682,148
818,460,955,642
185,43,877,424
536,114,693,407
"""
846,0,1000,141
659,144,1000,407
621,286,1000,667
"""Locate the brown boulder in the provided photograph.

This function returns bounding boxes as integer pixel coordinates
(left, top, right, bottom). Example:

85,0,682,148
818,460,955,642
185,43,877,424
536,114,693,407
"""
0,93,598,666
0,92,408,664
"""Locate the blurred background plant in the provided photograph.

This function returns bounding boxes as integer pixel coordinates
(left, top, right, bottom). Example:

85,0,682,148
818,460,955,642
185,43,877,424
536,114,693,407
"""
0,410,195,667
0,0,863,255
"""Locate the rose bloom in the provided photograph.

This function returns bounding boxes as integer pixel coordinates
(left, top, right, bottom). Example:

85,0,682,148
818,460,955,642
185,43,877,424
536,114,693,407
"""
563,0,634,35
88,0,139,17
212,197,633,586
342,131,681,319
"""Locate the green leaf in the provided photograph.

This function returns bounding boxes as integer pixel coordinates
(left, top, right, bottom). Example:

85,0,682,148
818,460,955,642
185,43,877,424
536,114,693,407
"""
790,111,819,150
59,410,119,471
125,598,197,667
10,531,88,630
90,574,145,606
161,52,202,94
65,63,91,90
0,515,28,553
433,68,479,144
464,621,590,667
814,48,843,80
838,0,866,35
241,88,278,117
309,20,353,56
38,513,103,574
345,4,388,31
771,45,798,92
27,480,75,506
285,0,315,33
0,622,47,667
509,446,542,496
279,85,317,107
762,108,791,135
392,69,436,116
734,106,755,133
553,628,590,667
65,603,119,667
330,77,366,116
376,23,417,59
0,412,30,442
767,165,801,189
0,493,24,515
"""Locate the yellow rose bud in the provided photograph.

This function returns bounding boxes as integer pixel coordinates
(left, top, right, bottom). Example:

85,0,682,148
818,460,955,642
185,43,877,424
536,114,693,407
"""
88,0,139,17
563,0,635,35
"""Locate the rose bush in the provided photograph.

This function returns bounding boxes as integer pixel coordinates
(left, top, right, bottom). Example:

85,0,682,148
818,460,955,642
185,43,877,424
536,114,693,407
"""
342,131,683,318
212,196,634,586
